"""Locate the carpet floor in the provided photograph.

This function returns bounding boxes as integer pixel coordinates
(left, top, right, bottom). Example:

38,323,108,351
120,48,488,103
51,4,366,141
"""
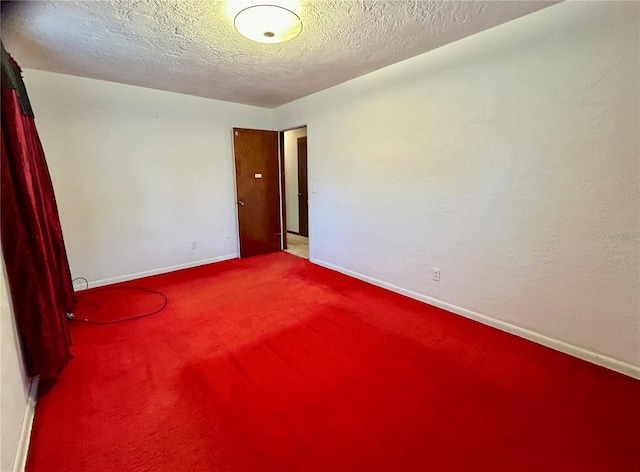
26,252,640,471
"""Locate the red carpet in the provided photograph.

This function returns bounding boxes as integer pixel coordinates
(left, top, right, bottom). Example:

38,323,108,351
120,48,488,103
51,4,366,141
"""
26,252,640,471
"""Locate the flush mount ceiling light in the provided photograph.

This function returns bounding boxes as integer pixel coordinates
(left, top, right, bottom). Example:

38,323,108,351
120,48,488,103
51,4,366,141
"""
234,5,302,44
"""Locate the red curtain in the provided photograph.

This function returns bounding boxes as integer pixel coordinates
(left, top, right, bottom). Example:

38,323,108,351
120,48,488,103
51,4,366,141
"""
1,46,75,378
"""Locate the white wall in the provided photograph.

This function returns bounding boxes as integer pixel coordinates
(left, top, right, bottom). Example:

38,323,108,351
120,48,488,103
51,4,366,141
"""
284,127,307,233
273,2,640,374
0,254,32,472
23,70,272,286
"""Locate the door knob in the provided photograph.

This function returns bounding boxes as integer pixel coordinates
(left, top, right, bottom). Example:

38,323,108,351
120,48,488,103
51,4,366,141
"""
237,200,245,206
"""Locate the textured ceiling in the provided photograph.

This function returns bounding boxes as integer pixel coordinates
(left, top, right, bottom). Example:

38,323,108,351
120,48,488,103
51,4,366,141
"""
1,1,557,108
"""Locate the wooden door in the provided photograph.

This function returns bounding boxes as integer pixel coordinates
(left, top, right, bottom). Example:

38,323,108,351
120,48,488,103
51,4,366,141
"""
233,128,281,257
297,136,309,237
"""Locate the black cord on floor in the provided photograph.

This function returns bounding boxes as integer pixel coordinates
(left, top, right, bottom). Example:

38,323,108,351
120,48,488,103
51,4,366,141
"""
68,278,168,325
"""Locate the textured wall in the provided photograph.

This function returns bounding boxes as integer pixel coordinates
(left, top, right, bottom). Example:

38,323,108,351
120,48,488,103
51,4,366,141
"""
24,70,272,286
274,2,640,372
284,127,308,233
0,254,31,472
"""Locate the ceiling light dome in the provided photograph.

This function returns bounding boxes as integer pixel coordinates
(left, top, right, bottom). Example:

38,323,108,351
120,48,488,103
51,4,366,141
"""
234,5,302,44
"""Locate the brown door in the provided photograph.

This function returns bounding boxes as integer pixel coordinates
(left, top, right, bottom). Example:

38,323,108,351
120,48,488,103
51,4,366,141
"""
297,136,308,237
233,128,281,257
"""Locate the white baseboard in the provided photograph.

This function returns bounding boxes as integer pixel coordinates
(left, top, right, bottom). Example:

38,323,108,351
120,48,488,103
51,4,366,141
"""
12,376,39,472
73,254,239,290
310,258,640,380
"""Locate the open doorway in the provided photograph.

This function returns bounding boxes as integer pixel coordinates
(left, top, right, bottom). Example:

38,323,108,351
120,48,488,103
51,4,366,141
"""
280,126,308,259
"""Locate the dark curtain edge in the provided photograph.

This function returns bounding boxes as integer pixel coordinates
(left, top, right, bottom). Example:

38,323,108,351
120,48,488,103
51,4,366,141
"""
1,41,35,118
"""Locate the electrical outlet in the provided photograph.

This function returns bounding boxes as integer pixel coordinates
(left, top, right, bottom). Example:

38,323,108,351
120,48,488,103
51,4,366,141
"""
432,268,441,282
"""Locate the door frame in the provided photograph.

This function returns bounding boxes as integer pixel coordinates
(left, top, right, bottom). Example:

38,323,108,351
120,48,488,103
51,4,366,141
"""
231,122,311,258
279,131,287,249
278,123,310,254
